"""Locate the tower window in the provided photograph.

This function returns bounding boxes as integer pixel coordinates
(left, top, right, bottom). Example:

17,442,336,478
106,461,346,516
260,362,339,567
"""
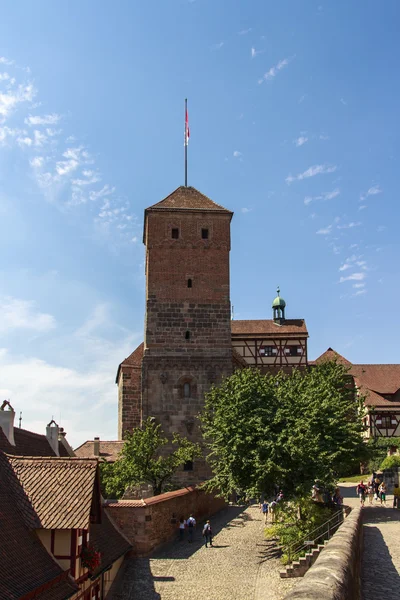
183,460,193,471
183,383,191,398
171,228,179,239
185,330,190,340
187,278,192,288
201,228,209,239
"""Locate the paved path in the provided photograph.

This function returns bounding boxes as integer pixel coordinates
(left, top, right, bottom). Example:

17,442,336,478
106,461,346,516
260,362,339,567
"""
340,482,400,600
110,505,297,600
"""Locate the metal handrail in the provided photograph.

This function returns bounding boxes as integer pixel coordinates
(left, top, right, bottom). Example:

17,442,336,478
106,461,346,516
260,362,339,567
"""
281,508,345,564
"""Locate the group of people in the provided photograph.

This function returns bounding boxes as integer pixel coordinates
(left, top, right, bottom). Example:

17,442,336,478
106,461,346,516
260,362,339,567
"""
259,490,284,523
356,477,389,506
178,515,213,547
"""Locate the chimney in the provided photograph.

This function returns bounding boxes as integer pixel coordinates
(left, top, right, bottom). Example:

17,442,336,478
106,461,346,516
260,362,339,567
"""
93,436,100,457
0,401,16,446
46,419,60,456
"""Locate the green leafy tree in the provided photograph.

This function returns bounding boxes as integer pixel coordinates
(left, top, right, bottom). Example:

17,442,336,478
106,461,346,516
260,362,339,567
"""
100,418,202,498
200,361,366,499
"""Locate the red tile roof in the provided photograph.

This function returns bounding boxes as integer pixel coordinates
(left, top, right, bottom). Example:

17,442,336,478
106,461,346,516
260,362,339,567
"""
231,319,308,336
116,342,144,383
0,452,78,600
313,347,352,366
0,426,71,457
7,456,99,529
146,186,232,213
313,349,400,408
75,440,124,462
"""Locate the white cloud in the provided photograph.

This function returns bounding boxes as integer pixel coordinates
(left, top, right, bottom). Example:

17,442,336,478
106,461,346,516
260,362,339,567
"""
211,42,224,50
286,164,337,184
353,283,365,289
258,57,291,84
30,156,44,168
233,150,242,158
304,189,340,205
319,134,330,140
337,221,361,230
238,28,252,35
294,136,308,147
0,83,35,122
360,184,382,202
72,170,101,186
339,272,366,283
0,296,56,333
251,47,263,58
25,113,61,126
241,207,251,213
89,184,116,202
316,225,332,235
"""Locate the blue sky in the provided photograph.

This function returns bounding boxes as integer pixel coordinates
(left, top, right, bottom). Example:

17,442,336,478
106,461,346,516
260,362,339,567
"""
0,1,399,446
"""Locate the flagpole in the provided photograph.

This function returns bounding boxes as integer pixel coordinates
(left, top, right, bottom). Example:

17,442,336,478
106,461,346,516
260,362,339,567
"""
184,98,188,187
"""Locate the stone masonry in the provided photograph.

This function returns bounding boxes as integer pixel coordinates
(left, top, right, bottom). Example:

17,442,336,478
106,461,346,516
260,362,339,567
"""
118,187,234,484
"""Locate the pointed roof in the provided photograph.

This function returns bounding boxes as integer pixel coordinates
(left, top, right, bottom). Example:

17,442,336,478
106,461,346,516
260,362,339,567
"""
146,186,232,214
313,347,352,366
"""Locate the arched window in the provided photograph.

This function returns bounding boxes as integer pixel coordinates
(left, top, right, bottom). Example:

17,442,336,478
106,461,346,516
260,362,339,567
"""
187,278,192,288
183,382,191,398
185,330,190,340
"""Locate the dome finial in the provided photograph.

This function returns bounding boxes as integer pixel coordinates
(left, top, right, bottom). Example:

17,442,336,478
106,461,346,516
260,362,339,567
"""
277,286,280,296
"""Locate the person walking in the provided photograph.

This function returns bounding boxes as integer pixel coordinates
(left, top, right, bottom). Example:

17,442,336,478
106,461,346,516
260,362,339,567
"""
393,482,400,509
261,500,269,523
186,514,196,542
367,482,374,505
269,500,277,523
178,516,186,541
356,480,367,506
373,477,381,503
378,481,387,506
202,520,213,548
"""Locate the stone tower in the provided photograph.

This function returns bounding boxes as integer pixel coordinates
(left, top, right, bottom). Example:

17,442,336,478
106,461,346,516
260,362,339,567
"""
140,185,233,482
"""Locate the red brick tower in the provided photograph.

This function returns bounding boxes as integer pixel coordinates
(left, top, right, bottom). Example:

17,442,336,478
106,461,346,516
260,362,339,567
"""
118,186,233,483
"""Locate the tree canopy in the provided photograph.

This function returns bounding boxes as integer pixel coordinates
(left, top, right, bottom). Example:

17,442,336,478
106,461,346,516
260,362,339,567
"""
100,418,202,498
200,361,366,499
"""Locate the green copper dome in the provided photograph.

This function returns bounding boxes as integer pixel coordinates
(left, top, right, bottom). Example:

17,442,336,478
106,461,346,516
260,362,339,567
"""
272,287,286,308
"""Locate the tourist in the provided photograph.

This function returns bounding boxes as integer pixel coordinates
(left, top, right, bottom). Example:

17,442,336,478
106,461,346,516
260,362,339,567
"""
202,520,213,548
393,482,400,509
356,480,367,506
261,500,269,523
276,490,284,502
332,488,343,507
186,514,196,542
367,481,374,505
178,516,186,541
373,477,381,502
378,481,387,506
269,500,277,523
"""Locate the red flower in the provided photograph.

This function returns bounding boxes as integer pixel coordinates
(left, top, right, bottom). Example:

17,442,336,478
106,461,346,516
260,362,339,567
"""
80,545,101,572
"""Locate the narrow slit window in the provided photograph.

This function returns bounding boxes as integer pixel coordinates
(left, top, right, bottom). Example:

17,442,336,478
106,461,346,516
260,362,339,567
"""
201,228,209,239
187,278,192,288
185,330,190,340
171,228,179,239
183,383,191,398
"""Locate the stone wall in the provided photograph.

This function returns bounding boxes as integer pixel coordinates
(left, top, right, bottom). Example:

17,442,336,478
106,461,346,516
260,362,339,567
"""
382,466,400,492
105,486,227,556
283,507,363,600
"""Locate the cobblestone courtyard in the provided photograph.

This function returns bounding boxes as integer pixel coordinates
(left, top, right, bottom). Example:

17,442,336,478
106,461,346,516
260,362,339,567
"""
110,505,296,600
341,482,400,600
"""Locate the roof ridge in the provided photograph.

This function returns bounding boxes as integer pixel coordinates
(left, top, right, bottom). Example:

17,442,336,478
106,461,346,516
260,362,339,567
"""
7,454,99,462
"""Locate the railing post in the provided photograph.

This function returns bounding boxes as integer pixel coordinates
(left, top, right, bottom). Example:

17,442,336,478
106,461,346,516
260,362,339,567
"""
328,521,330,539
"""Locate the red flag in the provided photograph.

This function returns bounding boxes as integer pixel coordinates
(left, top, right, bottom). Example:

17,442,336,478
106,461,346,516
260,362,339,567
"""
185,107,190,146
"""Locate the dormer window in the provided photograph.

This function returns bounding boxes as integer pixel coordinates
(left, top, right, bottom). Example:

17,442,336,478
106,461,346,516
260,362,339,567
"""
201,228,209,239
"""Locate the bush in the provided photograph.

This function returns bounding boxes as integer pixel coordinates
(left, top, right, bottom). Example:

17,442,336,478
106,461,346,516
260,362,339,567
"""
265,497,333,564
365,437,400,474
380,455,400,470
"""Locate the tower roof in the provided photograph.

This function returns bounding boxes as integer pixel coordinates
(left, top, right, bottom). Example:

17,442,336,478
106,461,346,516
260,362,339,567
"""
272,287,286,308
146,186,232,214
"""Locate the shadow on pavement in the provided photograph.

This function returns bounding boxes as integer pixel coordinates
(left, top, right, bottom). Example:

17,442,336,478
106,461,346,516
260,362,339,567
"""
362,519,400,599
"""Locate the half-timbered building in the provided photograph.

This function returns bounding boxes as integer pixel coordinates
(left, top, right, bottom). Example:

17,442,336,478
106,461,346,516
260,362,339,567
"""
314,348,400,439
231,288,308,373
